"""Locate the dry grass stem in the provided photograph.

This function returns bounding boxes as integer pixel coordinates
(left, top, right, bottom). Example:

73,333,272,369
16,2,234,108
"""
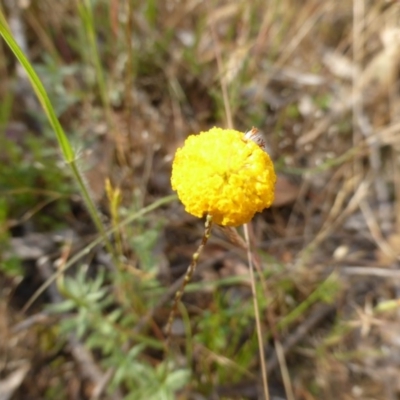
244,223,270,400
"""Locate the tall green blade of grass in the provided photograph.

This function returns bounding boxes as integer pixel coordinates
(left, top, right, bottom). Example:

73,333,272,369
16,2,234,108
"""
0,12,113,254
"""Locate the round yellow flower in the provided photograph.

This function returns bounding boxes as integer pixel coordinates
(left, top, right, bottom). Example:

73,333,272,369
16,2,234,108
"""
171,127,276,226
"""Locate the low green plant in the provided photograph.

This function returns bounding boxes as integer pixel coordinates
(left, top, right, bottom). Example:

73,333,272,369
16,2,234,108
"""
49,254,190,399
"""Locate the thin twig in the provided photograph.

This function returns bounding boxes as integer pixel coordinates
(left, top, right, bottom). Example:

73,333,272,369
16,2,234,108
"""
273,339,295,400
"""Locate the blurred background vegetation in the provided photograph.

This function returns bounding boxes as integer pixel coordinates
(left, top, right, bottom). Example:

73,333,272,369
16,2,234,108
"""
1,1,400,399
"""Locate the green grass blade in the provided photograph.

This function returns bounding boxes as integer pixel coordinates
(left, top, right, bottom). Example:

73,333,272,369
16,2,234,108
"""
0,13,74,162
0,11,113,255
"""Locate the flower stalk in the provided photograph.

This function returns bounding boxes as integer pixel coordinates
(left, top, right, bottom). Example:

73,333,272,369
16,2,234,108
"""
165,214,213,341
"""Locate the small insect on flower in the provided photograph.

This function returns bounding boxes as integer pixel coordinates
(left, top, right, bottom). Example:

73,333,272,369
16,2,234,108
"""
244,127,268,152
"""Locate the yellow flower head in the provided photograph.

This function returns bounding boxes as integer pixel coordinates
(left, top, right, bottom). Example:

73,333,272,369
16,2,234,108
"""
171,127,276,226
